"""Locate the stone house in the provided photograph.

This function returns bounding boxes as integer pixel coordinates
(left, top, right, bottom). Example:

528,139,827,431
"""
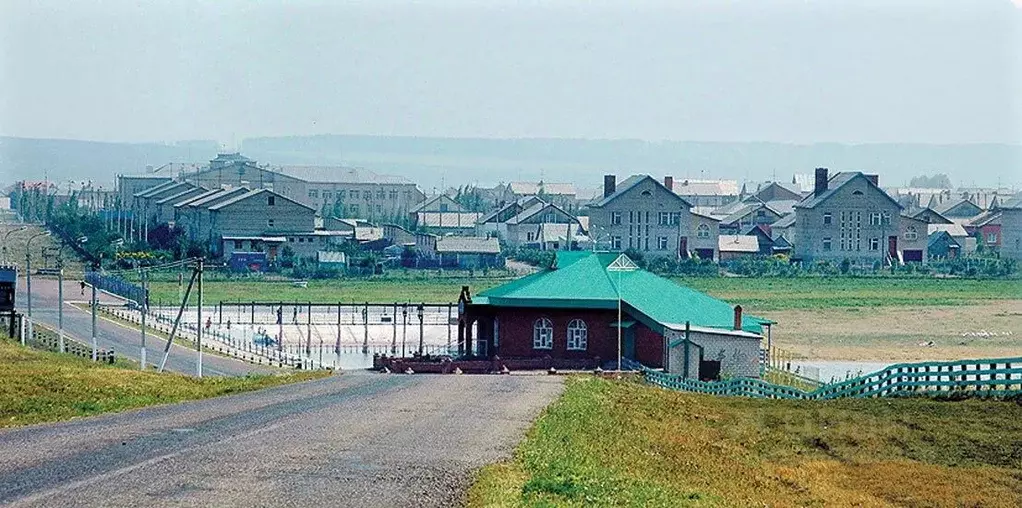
898,214,929,264
504,202,585,249
207,189,316,259
175,188,251,243
997,196,1022,260
588,175,719,261
792,169,905,265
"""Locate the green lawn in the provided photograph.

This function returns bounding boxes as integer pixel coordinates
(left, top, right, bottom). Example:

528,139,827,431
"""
0,338,329,428
143,275,1021,311
676,276,1022,311
470,377,1022,507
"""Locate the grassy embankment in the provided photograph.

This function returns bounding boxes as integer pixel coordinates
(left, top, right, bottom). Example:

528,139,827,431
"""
0,337,329,428
470,377,1022,507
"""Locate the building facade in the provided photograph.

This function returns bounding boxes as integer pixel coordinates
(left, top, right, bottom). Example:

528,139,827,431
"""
588,175,718,260
792,169,905,265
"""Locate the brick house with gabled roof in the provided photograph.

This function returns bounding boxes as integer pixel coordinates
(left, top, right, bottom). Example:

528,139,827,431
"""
588,174,719,260
792,168,908,265
459,251,771,378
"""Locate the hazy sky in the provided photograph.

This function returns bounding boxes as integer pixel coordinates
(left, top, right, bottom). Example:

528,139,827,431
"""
1,0,1020,145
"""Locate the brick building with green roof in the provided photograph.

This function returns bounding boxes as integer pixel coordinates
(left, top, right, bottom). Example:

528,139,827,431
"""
459,251,770,378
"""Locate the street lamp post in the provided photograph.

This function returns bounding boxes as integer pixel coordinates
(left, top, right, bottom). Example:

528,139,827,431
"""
24,231,51,346
2,226,28,264
417,303,425,355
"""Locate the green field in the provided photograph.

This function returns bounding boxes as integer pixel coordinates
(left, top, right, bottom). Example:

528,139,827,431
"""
0,337,328,428
142,275,1021,311
470,377,1022,507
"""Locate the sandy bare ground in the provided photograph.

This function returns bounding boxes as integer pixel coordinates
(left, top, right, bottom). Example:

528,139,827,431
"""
761,300,1022,361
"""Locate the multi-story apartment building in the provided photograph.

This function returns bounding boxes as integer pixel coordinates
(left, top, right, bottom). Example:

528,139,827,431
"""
181,153,425,221
587,175,718,260
792,168,907,265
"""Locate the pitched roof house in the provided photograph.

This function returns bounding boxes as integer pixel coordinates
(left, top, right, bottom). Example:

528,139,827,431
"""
461,251,769,378
792,168,907,265
588,175,717,260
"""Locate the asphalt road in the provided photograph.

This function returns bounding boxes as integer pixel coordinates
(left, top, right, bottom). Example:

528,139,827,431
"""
14,277,276,377
0,372,564,507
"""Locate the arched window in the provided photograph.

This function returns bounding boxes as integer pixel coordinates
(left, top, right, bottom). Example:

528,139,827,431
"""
904,226,918,241
533,318,553,350
566,319,588,351
697,223,711,238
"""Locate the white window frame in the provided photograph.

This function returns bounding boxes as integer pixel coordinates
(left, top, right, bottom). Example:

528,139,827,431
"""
611,236,622,250
566,319,587,351
905,227,918,241
822,237,832,251
987,232,998,243
533,318,553,350
823,212,832,226
267,219,275,228
869,238,880,251
696,224,710,238
611,211,622,225
657,236,669,250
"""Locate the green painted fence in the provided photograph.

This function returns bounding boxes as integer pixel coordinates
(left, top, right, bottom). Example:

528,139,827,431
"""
644,357,1022,399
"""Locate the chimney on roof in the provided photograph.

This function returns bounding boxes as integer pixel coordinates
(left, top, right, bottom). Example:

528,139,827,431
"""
733,305,743,331
604,175,616,198
664,176,674,191
814,168,829,197
866,174,879,187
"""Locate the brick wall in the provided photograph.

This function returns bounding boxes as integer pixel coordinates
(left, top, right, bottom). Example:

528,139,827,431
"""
488,306,665,368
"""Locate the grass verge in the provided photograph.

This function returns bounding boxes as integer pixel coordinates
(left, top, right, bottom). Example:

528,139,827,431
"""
469,377,1022,507
0,338,329,429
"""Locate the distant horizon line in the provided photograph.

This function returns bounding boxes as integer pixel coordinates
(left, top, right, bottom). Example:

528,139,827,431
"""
2,134,1021,149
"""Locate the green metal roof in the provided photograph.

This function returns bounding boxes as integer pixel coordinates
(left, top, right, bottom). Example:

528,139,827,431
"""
478,251,766,334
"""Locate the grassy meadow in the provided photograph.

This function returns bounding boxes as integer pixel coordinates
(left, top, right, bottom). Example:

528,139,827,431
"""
141,274,1021,310
0,338,329,428
470,377,1022,507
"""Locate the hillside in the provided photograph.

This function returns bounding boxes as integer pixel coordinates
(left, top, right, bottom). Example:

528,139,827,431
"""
2,135,1019,191
470,377,1022,507
242,135,1022,190
0,137,218,187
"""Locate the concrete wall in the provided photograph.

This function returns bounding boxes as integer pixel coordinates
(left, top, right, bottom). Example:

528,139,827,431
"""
666,328,762,379
209,194,315,250
793,175,902,264
1001,209,1022,260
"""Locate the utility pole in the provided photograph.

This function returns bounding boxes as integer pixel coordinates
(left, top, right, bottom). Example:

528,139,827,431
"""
140,268,148,370
25,231,50,346
56,253,64,352
91,261,98,361
196,258,204,378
